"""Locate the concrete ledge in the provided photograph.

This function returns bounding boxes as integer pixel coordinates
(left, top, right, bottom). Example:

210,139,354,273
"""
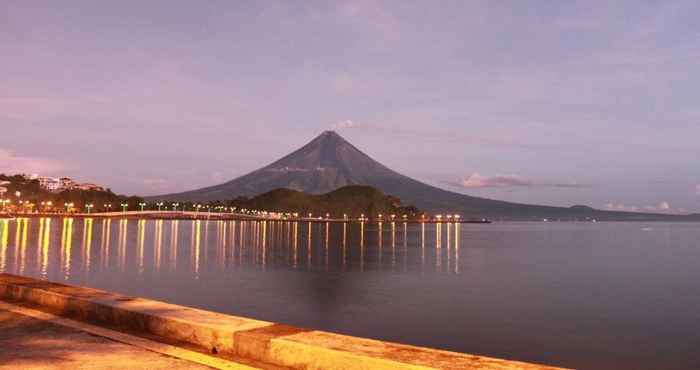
0,274,566,370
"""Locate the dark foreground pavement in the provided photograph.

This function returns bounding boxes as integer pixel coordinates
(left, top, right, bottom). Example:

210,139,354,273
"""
0,308,216,370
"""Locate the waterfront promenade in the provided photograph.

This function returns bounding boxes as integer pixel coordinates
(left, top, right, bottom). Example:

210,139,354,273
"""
0,274,563,370
1,210,487,224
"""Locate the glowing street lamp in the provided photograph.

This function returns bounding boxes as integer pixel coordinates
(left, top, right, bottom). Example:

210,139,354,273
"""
86,203,94,214
156,202,164,211
139,202,147,211
104,203,112,212
64,202,74,213
121,203,128,213
172,202,179,211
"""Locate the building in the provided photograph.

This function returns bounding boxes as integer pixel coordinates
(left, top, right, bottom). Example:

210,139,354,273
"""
76,183,104,191
38,177,63,192
59,177,76,190
37,175,104,193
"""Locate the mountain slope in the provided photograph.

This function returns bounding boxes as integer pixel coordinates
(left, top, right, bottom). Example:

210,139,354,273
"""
153,131,700,221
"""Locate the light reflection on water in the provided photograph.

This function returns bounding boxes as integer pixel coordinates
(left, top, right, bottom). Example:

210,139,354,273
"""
2,217,700,370
0,218,462,278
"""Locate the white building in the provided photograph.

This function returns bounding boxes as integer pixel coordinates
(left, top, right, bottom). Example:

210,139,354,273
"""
38,177,63,192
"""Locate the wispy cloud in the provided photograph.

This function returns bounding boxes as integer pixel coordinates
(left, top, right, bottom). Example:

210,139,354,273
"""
604,201,688,214
454,172,590,189
0,149,68,175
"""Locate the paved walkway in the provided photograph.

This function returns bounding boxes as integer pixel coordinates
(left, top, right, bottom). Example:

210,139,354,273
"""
0,306,236,369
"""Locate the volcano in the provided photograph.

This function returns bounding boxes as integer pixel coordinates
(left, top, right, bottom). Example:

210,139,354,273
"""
154,131,699,221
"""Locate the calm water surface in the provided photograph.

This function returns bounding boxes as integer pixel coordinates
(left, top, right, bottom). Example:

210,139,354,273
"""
1,217,699,369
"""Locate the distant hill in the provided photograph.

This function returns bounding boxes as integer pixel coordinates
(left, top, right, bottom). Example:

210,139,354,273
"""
152,131,700,221
230,185,419,218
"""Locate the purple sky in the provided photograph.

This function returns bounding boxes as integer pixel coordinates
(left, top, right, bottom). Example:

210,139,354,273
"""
2,1,699,213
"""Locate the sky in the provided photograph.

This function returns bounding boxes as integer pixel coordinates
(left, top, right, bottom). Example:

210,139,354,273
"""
1,0,699,213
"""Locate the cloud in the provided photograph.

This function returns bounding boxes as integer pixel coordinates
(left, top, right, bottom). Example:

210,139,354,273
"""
604,201,686,214
0,149,68,175
455,172,590,189
331,120,359,130
330,120,378,130
460,173,531,188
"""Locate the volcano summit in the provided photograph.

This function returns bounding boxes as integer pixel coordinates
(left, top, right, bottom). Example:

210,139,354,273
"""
154,131,699,221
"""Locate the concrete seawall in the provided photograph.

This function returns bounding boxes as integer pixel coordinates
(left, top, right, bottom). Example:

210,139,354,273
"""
0,274,565,370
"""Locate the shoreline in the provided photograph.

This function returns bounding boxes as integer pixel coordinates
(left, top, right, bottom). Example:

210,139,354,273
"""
0,211,490,224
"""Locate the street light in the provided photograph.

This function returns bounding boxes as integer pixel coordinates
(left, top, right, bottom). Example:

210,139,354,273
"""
104,203,112,212
121,203,128,213
172,202,179,211
139,202,146,212
156,202,164,211
86,203,94,214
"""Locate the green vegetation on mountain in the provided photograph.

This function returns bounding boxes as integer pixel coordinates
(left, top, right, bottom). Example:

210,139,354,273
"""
226,185,420,218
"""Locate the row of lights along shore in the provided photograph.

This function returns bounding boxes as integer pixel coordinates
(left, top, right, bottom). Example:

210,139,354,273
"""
1,199,461,222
